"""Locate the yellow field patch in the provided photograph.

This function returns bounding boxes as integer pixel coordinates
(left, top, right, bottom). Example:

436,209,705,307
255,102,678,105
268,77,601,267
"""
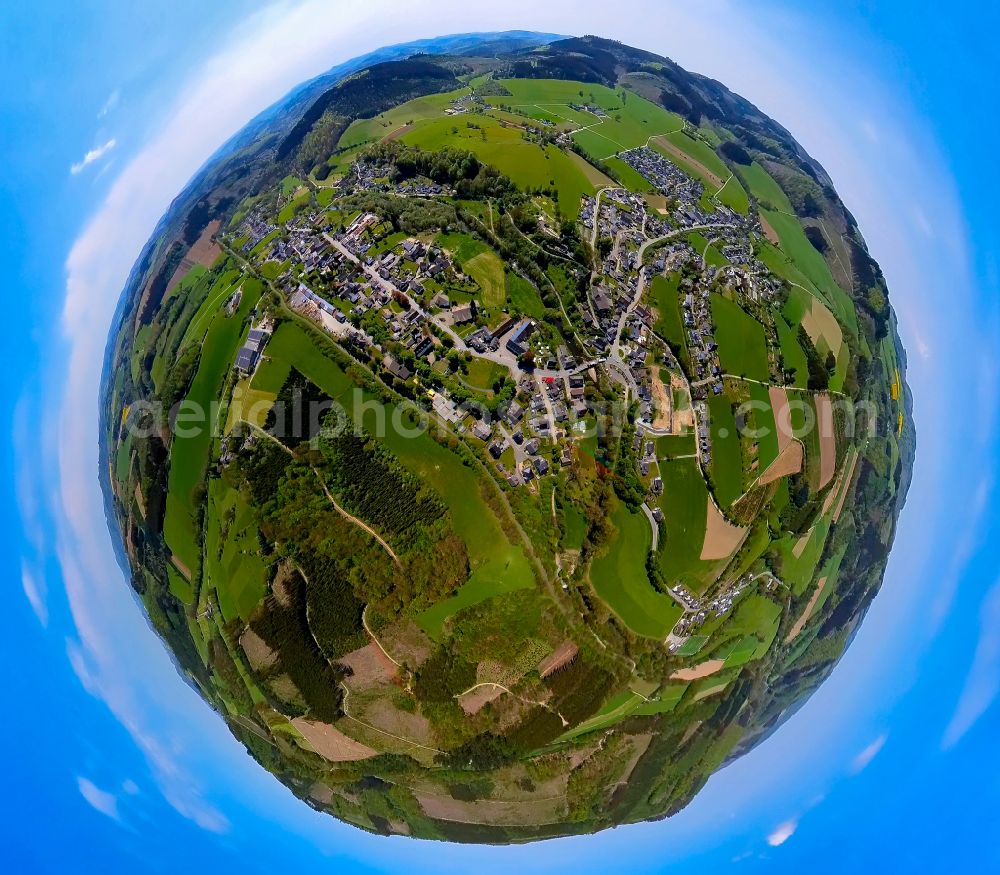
800,297,844,362
225,380,276,433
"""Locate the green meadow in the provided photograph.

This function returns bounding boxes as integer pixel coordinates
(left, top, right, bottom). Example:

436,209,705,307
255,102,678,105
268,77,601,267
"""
590,499,682,638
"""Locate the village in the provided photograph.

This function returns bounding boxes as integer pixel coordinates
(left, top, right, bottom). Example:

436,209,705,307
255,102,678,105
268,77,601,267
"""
224,136,803,650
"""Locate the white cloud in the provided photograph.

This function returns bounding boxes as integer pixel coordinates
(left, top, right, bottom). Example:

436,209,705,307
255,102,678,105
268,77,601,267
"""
21,560,48,627
942,578,1000,749
767,818,798,847
849,732,887,774
70,139,117,175
77,776,121,821
98,89,120,119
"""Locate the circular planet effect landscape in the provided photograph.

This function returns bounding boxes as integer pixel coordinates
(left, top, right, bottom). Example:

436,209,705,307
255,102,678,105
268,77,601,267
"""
102,33,913,843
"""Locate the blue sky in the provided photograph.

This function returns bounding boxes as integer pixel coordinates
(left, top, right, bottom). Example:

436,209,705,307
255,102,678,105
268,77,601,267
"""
2,1,999,870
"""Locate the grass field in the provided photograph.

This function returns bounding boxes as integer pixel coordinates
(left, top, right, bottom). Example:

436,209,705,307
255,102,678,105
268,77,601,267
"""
603,157,655,193
250,356,292,394
776,314,809,389
163,280,263,576
506,272,546,319
747,383,781,472
654,456,716,592
562,505,589,551
179,269,246,350
464,357,507,391
740,161,794,213
403,114,595,219
718,594,782,658
338,90,465,150
489,79,684,161
656,432,696,460
708,395,744,507
590,499,683,639
673,635,708,657
205,478,268,622
776,516,833,595
650,273,685,349
260,322,535,639
711,294,769,381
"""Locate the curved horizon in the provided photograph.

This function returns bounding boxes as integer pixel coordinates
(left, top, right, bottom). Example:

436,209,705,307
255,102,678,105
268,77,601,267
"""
4,2,999,871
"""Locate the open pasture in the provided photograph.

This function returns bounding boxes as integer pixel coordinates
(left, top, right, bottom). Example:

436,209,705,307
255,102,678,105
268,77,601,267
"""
589,500,683,639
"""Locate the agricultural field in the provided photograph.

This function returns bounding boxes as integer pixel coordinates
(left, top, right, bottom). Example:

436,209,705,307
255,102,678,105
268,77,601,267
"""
711,293,770,381
589,500,683,638
163,279,263,576
403,114,596,218
708,394,745,507
339,90,466,149
436,232,506,308
650,273,685,349
654,456,718,593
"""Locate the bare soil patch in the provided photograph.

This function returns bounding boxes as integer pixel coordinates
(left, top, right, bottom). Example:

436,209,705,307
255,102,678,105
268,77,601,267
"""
671,659,726,681
309,782,335,805
538,641,579,679
691,680,729,703
791,529,812,560
339,642,397,691
566,149,615,188
271,562,296,607
785,576,828,643
416,792,566,827
382,124,413,142
643,193,669,214
814,393,837,490
291,718,378,762
769,387,794,452
651,369,673,430
378,617,433,669
133,483,146,520
269,674,304,705
171,555,192,582
679,720,702,747
363,697,436,750
616,734,653,787
760,214,780,245
166,220,221,295
240,629,278,672
700,499,747,561
758,440,804,485
459,684,505,715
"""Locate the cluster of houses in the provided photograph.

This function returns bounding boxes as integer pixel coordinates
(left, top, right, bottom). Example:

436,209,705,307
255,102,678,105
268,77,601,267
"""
455,367,594,489
668,571,761,647
618,146,714,220
236,210,277,253
346,157,453,199
235,326,271,374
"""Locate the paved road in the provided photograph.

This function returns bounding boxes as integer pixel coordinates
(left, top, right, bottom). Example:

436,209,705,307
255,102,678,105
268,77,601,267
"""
640,502,660,551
